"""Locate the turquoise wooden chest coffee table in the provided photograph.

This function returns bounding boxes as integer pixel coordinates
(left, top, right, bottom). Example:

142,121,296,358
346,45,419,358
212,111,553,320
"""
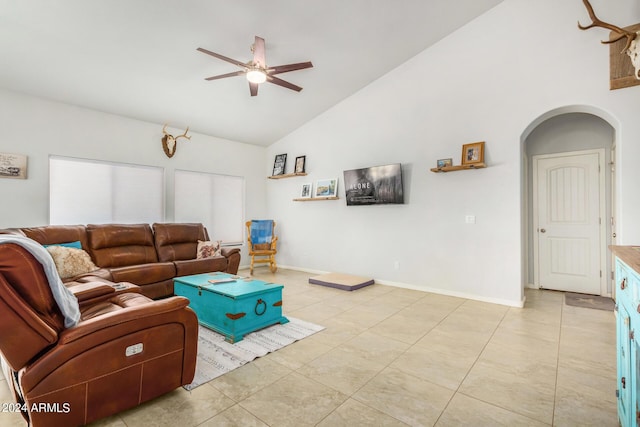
174,272,288,343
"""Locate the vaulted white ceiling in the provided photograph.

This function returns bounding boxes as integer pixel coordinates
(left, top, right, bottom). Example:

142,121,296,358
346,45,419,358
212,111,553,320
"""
0,0,503,146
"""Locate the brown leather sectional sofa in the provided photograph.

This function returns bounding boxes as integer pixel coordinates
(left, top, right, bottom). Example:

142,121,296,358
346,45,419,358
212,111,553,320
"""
0,222,240,425
0,240,198,427
2,222,241,299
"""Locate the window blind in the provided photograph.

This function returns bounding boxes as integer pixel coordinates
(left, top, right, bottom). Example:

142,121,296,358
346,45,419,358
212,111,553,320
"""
49,156,164,225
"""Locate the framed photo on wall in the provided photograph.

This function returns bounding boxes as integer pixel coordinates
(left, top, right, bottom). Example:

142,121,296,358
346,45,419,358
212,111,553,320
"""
272,154,287,176
300,182,312,198
461,142,485,166
0,152,28,179
294,155,306,174
315,178,338,198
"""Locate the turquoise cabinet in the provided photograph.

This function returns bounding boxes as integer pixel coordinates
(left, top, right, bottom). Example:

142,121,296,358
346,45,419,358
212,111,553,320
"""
174,273,288,343
617,301,631,426
613,251,640,427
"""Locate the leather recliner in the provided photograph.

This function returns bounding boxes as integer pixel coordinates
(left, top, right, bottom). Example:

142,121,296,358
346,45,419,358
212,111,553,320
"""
0,243,198,426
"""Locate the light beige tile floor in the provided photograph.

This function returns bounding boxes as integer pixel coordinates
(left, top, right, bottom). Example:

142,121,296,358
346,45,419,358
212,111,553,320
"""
0,269,617,426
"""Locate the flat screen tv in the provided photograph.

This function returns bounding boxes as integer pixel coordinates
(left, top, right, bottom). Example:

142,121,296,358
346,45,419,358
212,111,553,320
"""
343,163,404,206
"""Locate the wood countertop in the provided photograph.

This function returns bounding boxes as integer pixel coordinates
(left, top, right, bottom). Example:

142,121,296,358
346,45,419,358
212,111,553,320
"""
610,245,640,274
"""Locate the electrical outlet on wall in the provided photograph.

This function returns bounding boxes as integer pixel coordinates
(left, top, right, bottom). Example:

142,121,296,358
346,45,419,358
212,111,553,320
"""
465,215,476,224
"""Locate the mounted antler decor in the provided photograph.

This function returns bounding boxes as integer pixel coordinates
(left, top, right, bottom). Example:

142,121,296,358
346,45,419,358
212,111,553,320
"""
578,0,640,89
161,124,191,158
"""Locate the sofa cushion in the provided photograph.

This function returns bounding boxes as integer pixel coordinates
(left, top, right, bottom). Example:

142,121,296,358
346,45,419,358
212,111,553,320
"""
45,246,99,279
86,224,158,268
21,225,88,249
152,223,208,262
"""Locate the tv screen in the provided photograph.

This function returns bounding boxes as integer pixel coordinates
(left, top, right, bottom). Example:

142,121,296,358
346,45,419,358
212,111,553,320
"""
343,163,404,206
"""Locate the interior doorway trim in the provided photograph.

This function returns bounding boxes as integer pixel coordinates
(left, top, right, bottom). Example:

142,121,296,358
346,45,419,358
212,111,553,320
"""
520,104,621,297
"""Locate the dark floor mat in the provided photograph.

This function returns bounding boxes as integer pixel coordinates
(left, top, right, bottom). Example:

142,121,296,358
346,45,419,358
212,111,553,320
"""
565,292,614,311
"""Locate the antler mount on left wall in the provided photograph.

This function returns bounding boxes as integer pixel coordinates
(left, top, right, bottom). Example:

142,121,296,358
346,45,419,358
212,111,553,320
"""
162,124,191,158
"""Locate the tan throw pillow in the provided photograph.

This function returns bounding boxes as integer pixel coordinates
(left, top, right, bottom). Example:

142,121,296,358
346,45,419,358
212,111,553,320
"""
46,246,99,279
196,240,222,259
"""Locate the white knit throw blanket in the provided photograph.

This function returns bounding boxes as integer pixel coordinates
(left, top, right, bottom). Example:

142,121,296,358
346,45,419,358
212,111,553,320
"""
0,234,80,327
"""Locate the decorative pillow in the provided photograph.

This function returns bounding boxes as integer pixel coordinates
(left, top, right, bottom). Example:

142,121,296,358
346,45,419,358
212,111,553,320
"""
196,240,222,259
44,240,82,249
45,246,99,279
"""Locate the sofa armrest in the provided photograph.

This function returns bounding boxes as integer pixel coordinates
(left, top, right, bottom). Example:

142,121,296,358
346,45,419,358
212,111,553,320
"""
174,257,227,277
109,262,176,285
65,280,141,308
59,295,191,344
222,247,241,274
221,247,240,258
20,295,198,397
65,281,115,302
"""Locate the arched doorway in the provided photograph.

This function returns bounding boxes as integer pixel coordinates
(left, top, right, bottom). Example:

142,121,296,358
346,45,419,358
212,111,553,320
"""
521,108,617,296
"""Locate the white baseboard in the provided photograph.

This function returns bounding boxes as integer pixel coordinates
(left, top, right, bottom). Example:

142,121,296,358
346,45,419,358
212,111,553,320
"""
239,264,330,276
373,277,526,308
245,264,525,308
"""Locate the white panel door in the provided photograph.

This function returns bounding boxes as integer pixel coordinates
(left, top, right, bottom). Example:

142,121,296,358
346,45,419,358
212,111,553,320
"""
534,151,604,294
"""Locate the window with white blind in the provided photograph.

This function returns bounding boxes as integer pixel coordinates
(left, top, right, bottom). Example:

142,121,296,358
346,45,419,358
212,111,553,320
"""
49,156,164,225
174,170,244,245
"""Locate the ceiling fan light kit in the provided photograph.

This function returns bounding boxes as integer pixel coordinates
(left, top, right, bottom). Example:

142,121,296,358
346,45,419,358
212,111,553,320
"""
246,69,267,84
198,36,313,96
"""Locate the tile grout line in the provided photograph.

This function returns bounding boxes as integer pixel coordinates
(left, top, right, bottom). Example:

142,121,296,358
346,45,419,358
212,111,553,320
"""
551,296,565,427
310,293,465,426
431,304,512,426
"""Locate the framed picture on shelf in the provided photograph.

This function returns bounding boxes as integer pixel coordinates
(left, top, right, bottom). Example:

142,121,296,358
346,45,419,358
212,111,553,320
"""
294,155,306,174
300,182,312,198
272,154,287,176
315,178,338,198
436,158,453,169
461,142,485,166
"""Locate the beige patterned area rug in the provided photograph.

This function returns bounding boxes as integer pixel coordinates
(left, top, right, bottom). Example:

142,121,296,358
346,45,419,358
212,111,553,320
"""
184,317,324,391
565,292,614,311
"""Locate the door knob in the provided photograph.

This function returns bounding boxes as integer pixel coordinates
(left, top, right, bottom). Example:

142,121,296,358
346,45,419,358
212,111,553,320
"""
540,229,546,233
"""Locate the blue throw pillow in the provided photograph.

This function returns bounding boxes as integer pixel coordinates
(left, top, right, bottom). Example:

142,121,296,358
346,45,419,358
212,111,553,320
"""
44,241,82,249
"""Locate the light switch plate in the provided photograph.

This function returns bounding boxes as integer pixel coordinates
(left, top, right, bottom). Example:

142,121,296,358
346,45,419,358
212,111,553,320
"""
465,215,476,224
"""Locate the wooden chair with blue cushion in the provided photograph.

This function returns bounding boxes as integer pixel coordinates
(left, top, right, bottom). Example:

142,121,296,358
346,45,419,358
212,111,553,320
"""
246,220,277,274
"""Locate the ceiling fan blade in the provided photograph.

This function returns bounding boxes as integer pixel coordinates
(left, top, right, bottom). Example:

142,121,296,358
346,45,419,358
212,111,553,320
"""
249,82,259,97
205,70,245,81
253,36,266,68
197,47,247,69
267,75,303,92
267,62,313,75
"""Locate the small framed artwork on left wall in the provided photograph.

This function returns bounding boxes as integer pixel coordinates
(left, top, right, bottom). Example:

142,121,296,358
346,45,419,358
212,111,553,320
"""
0,152,27,179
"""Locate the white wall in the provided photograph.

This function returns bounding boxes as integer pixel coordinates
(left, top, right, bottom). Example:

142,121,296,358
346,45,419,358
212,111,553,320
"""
3,0,640,307
0,88,267,261
266,0,640,306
